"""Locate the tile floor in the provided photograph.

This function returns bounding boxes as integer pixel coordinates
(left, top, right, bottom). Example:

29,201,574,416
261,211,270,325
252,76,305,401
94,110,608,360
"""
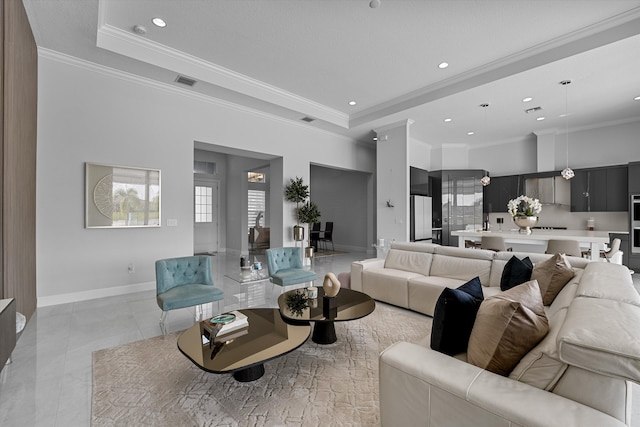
0,250,363,426
1,251,639,426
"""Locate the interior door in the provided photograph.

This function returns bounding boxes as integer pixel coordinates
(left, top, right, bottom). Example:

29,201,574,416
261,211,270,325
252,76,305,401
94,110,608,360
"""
194,179,219,254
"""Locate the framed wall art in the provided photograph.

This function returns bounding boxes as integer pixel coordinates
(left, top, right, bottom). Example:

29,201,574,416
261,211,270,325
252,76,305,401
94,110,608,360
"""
85,163,161,228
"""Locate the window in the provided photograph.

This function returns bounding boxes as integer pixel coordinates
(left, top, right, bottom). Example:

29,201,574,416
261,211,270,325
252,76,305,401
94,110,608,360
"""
195,185,213,223
248,190,265,230
248,172,265,183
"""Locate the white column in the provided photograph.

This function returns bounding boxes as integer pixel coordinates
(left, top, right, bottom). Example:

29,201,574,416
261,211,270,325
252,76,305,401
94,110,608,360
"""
375,120,413,251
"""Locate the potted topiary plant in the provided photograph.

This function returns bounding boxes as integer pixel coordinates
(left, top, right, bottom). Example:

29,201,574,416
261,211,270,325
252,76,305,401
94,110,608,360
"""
297,200,321,259
284,177,309,241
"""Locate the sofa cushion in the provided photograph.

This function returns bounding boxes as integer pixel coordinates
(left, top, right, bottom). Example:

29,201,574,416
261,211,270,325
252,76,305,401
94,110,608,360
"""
576,262,640,306
384,249,433,275
430,247,493,285
558,297,640,383
407,276,466,316
509,308,568,390
362,268,421,308
500,256,533,291
531,253,575,305
431,277,484,356
467,280,549,376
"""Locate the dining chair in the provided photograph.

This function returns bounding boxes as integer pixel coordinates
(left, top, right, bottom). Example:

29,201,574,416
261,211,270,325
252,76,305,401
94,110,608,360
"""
600,238,621,263
155,255,224,329
266,247,317,292
464,240,482,249
480,236,512,252
319,221,334,252
545,239,582,257
310,222,321,250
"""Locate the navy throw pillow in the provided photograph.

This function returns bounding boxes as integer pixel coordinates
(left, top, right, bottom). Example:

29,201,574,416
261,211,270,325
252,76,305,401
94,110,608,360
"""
500,256,533,291
430,277,484,356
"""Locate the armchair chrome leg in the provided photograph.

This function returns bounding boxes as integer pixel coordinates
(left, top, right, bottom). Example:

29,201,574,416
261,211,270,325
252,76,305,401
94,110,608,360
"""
194,304,204,322
159,311,168,335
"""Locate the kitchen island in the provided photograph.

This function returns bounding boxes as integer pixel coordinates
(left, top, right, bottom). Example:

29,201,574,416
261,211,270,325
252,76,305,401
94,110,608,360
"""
451,229,612,261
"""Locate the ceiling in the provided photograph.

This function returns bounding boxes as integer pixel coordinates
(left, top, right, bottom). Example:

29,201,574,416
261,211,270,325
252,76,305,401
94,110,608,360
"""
23,0,640,147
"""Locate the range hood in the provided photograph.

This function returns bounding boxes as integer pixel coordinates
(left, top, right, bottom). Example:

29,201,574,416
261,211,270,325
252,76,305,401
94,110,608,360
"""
525,176,570,205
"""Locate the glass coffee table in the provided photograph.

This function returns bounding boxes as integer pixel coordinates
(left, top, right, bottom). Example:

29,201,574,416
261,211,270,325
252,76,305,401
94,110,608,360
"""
177,308,310,382
278,287,375,344
224,268,270,285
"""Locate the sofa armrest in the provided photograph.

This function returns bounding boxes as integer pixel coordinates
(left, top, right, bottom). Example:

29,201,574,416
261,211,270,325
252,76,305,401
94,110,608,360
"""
379,342,626,427
350,258,385,292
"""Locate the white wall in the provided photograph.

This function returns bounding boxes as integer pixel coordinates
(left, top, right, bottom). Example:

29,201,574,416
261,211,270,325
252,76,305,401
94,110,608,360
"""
468,135,538,175
468,121,640,176
555,121,640,170
409,138,431,170
36,53,375,305
376,122,410,247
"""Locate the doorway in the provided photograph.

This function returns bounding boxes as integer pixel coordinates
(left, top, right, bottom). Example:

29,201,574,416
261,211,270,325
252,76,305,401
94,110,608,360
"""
194,178,220,254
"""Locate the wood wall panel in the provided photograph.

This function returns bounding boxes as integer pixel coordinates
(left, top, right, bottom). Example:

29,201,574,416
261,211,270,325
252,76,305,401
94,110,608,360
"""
2,0,38,320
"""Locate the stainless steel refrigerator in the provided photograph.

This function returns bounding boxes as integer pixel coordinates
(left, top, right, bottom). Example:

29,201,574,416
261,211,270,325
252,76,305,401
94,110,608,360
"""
410,195,433,242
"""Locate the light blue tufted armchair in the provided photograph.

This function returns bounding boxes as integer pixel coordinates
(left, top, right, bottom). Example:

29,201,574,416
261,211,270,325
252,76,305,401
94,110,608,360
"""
266,247,317,289
155,255,224,328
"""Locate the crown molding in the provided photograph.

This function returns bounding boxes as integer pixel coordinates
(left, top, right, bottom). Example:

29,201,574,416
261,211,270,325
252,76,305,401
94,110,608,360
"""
94,18,349,128
374,119,415,135
37,48,359,144
350,7,640,129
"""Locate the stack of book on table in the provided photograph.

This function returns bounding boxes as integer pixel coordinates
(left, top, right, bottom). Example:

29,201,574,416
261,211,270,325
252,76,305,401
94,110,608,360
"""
201,311,249,345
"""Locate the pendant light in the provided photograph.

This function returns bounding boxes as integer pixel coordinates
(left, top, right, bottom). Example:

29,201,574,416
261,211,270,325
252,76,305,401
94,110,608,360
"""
480,103,491,186
560,80,574,180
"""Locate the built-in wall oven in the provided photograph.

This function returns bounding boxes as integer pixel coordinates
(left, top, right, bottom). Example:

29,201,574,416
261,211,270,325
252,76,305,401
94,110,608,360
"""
631,195,640,254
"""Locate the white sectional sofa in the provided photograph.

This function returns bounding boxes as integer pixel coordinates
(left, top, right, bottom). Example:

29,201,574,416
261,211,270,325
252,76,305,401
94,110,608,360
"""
351,242,640,426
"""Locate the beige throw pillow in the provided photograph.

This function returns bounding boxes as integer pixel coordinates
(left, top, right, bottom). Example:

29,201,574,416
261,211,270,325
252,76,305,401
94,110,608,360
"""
531,253,575,305
467,280,550,376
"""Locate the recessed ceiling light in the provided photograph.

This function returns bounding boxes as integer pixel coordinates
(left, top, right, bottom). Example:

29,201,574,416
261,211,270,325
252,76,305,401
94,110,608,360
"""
444,118,452,123
522,97,533,102
467,131,474,135
348,100,357,106
152,17,166,28
438,62,449,69
536,117,545,121
634,96,640,101
373,137,378,141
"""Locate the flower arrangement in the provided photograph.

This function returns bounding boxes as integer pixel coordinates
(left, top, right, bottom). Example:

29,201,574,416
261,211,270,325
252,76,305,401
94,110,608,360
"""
507,195,542,217
285,289,309,317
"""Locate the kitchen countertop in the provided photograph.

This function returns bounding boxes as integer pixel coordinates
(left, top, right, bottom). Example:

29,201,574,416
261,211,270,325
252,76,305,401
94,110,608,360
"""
451,229,612,260
452,229,611,242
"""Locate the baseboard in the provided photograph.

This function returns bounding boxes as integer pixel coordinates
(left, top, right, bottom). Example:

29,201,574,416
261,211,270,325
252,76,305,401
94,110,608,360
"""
37,281,156,307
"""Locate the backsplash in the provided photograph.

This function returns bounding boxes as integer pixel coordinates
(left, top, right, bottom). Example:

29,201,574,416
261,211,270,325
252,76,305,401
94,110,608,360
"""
488,204,628,233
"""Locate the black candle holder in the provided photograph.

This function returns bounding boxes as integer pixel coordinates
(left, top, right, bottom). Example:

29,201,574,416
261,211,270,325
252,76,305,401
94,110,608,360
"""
322,295,338,319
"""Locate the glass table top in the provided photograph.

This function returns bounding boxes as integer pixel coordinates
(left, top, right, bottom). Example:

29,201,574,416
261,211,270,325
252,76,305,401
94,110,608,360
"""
278,287,376,323
177,308,311,374
224,268,270,284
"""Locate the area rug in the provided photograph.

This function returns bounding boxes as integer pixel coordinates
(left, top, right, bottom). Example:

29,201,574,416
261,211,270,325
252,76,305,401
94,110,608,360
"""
92,303,432,426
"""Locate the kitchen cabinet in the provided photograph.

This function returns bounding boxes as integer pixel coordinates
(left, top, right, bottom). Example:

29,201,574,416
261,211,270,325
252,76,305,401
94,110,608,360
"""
629,162,640,194
483,175,521,213
570,165,627,212
606,166,628,212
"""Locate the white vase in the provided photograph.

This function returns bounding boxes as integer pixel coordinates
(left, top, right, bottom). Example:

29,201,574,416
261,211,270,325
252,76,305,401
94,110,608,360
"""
513,216,538,235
